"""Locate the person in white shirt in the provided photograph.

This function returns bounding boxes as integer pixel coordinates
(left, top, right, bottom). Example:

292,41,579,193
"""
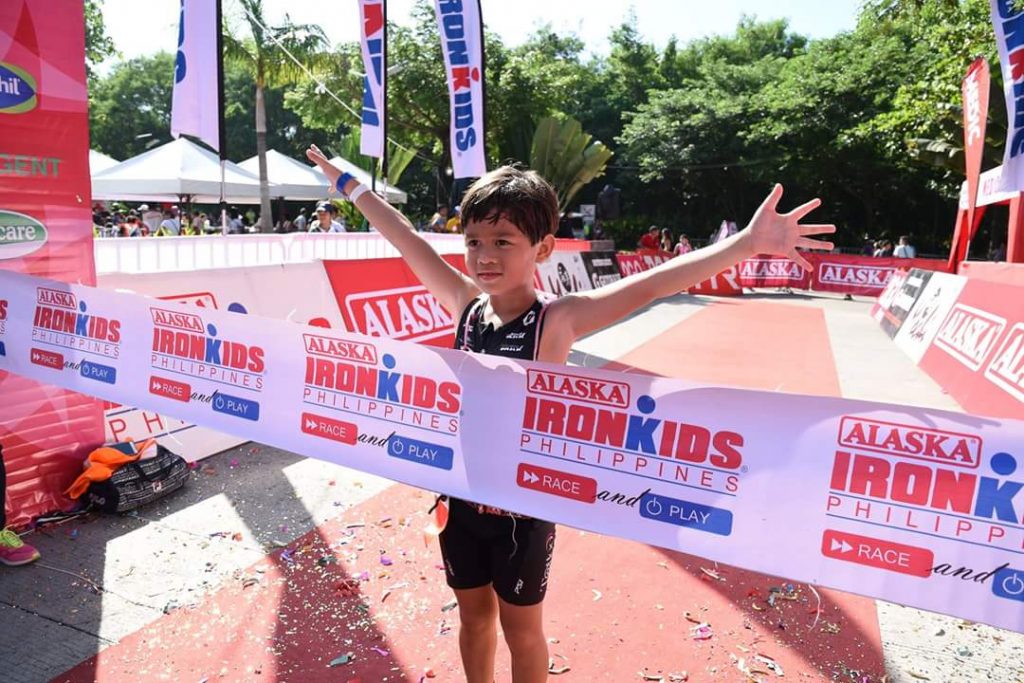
139,204,163,235
893,235,916,258
308,202,346,233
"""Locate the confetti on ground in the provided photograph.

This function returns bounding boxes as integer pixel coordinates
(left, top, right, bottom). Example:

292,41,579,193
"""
700,567,725,582
691,623,713,640
329,653,354,667
592,589,602,601
549,654,571,675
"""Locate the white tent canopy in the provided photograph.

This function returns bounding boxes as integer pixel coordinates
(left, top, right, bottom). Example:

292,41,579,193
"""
89,149,119,174
91,138,274,204
326,155,408,204
239,149,330,201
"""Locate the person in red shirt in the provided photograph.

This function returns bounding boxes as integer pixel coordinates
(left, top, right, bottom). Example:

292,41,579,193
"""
638,225,660,250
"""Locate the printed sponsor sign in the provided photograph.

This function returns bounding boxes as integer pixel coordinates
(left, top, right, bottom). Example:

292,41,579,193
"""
919,277,1024,420
0,208,47,260
0,61,37,114
3,269,1024,633
98,263,345,457
537,251,593,296
325,256,466,348
737,256,811,289
985,322,1024,403
580,251,621,289
894,272,968,363
878,270,930,339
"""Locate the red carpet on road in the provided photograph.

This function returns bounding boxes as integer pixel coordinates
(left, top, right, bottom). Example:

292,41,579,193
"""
56,298,885,682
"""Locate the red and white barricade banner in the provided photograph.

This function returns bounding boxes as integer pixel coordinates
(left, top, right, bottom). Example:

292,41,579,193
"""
739,253,949,296
616,252,672,277
919,277,1024,420
324,256,467,348
4,269,1024,633
810,254,949,296
875,267,1023,421
617,251,741,296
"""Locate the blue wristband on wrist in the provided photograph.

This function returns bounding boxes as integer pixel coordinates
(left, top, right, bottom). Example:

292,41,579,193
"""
335,172,355,196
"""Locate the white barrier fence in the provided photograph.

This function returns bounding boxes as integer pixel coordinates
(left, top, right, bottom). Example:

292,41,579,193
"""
94,232,466,274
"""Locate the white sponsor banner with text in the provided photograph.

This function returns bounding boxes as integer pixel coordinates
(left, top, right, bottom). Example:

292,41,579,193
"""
3,270,1024,633
96,263,345,458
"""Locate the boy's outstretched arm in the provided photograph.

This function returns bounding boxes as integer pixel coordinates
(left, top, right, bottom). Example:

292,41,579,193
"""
551,184,836,339
306,145,480,317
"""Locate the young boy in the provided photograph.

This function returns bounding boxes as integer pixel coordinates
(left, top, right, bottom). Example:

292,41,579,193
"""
306,146,834,682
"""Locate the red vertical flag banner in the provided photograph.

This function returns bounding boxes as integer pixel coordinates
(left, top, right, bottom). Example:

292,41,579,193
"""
950,57,991,271
0,1,105,526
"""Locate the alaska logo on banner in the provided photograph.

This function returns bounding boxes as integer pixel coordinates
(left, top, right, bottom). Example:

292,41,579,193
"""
434,0,486,179
324,256,467,347
0,60,38,114
990,1,1024,191
358,0,386,159
170,0,220,151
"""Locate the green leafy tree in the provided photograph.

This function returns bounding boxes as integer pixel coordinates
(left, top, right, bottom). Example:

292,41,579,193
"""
84,0,116,82
89,53,175,158
223,1,327,231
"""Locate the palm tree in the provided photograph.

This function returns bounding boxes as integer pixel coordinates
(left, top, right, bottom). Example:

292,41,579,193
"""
530,115,613,213
223,0,326,232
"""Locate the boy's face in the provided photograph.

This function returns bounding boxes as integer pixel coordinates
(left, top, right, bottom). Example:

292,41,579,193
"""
464,216,553,296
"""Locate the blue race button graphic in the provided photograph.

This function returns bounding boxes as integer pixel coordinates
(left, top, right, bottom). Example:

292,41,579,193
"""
212,392,260,421
80,359,116,384
639,492,733,536
993,567,1024,603
0,341,5,356
387,435,454,470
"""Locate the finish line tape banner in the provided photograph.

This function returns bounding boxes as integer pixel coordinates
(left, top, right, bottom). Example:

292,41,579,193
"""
3,270,1024,634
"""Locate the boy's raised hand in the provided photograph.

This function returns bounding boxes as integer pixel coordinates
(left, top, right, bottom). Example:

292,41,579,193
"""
745,184,836,270
306,145,341,189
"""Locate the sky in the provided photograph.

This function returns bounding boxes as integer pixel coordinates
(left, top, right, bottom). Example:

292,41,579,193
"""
98,0,863,69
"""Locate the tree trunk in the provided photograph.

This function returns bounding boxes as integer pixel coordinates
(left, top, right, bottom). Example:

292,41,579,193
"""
255,84,273,233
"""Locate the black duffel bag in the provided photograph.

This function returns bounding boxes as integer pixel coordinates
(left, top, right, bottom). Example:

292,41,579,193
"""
86,444,190,513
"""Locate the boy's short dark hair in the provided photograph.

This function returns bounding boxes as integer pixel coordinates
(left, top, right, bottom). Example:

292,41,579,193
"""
459,166,559,245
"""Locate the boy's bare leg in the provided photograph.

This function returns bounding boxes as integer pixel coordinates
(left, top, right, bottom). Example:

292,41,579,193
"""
455,586,499,683
498,596,549,683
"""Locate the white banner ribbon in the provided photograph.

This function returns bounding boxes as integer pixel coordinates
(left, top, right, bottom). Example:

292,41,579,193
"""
2,270,1024,633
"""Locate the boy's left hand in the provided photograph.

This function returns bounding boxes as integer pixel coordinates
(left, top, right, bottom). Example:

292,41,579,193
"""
745,184,836,270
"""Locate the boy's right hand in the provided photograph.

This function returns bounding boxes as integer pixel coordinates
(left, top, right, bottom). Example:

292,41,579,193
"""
306,145,340,190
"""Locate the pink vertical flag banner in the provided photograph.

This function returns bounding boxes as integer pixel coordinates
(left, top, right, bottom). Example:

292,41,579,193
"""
171,0,220,151
433,0,486,179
